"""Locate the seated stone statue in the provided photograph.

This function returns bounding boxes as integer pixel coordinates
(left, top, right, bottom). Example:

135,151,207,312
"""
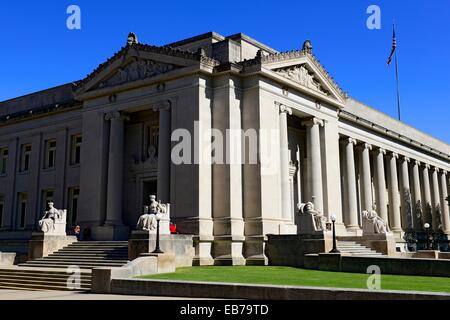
136,205,159,231
298,202,326,232
38,202,67,235
362,206,389,234
136,195,170,234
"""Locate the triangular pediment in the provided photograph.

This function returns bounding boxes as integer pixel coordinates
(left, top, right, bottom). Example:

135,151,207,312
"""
92,57,182,91
261,51,347,105
274,64,329,96
75,44,213,98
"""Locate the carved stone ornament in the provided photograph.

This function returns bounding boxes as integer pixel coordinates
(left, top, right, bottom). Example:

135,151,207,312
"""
97,59,179,89
275,65,327,95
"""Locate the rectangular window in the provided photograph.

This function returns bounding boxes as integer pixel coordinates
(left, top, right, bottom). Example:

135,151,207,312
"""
45,140,57,169
0,195,4,228
68,187,80,227
70,135,82,165
20,144,32,172
18,193,27,229
0,148,8,175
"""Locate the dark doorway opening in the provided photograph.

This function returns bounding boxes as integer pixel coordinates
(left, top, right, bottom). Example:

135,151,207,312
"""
143,180,157,206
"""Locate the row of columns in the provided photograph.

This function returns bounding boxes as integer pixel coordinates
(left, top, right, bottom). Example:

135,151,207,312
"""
341,136,450,234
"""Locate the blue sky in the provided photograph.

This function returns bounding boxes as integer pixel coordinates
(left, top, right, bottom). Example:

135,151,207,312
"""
0,1,449,143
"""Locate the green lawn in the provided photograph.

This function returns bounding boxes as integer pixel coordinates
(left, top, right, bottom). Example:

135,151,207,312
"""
138,266,450,293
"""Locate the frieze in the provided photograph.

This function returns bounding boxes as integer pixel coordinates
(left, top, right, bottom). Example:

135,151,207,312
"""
96,59,180,89
275,65,327,95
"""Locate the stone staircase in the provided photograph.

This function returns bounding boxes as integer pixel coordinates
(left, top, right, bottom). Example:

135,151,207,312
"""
0,241,130,291
337,241,383,257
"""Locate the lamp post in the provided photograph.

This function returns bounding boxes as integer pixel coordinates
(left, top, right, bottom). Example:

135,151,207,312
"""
152,213,164,254
329,214,340,254
424,223,432,250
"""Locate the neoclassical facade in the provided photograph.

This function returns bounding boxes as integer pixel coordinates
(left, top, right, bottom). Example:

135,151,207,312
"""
0,32,449,264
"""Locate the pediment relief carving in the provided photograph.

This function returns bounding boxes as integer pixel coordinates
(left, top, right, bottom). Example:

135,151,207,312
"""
275,64,328,96
94,58,181,90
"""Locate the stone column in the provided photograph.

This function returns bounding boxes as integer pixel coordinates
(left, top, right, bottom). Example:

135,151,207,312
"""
412,160,423,230
302,117,324,214
373,148,388,223
358,143,373,212
342,137,359,230
422,164,433,226
156,102,172,203
104,111,128,226
279,105,293,222
387,153,402,234
431,167,442,231
440,171,450,234
400,156,413,231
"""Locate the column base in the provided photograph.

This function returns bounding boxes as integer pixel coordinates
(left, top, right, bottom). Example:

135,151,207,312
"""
244,236,268,266
391,228,405,240
345,226,363,236
334,222,348,236
193,236,214,266
213,236,245,266
92,225,130,241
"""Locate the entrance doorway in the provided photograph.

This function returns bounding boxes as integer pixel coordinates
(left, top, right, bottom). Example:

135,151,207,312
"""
142,179,157,207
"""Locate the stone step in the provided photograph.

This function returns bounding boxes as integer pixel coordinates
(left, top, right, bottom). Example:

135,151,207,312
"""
61,248,128,251
70,241,128,245
338,248,370,252
63,247,128,251
22,260,127,266
18,264,109,270
0,271,91,280
37,257,129,263
0,282,90,291
69,241,128,247
50,253,129,259
0,268,91,275
0,277,91,286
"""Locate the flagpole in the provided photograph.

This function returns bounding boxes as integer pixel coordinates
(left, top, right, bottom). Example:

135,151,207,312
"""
394,44,401,121
395,45,402,121
393,22,401,121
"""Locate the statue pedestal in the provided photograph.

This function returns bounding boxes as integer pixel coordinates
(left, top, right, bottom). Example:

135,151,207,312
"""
128,231,194,267
28,233,77,260
297,213,327,236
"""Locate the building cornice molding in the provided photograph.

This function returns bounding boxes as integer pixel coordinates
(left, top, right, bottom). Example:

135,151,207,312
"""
338,109,450,163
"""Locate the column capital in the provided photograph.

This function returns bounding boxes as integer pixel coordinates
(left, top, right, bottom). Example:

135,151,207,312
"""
357,143,372,151
413,160,421,166
373,147,386,155
152,99,172,112
443,170,448,176
301,117,324,127
277,103,293,115
105,111,130,121
387,152,399,159
433,167,440,173
423,163,431,170
400,156,410,163
340,137,357,146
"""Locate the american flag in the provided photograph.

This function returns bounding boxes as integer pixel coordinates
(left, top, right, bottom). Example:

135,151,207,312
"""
387,27,397,66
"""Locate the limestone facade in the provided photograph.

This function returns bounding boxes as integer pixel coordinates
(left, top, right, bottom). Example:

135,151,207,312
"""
0,32,449,265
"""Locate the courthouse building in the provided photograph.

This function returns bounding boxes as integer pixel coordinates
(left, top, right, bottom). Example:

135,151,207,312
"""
0,32,449,265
